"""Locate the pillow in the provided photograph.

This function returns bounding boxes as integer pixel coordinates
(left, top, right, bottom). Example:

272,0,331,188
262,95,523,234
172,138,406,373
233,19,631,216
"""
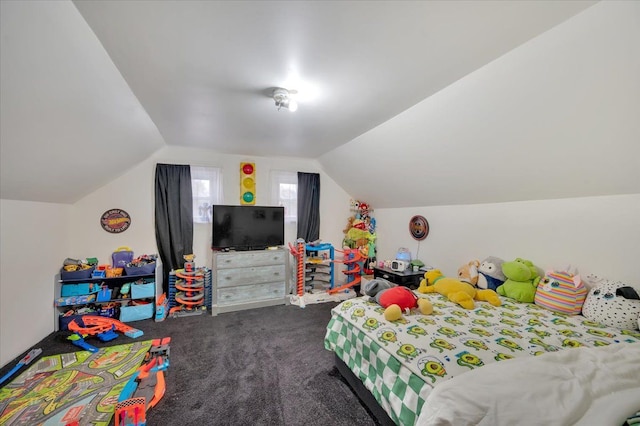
581,279,640,330
534,271,586,315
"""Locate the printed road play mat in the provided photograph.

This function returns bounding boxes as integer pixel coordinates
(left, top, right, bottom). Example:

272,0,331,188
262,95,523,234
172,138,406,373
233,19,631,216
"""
0,340,152,425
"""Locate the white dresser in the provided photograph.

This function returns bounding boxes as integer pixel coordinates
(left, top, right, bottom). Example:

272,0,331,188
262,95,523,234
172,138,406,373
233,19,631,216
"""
211,249,289,315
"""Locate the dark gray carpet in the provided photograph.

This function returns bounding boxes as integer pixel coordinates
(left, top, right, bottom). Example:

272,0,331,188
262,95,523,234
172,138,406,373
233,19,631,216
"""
0,302,380,426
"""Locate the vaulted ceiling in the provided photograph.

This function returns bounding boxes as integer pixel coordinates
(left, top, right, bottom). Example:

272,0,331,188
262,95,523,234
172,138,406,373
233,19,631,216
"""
4,0,635,207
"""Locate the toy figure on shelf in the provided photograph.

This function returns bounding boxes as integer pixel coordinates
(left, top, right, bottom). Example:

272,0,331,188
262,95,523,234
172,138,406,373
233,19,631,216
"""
342,199,376,276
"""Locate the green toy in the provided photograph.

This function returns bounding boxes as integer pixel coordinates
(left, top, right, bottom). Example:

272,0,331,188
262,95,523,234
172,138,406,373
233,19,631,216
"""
497,258,541,303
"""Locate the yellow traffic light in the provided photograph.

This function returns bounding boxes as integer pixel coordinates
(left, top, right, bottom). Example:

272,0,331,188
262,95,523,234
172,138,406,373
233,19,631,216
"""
240,162,256,205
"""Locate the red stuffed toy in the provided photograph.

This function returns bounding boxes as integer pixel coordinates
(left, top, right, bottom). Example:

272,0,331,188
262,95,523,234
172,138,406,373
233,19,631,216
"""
364,279,432,321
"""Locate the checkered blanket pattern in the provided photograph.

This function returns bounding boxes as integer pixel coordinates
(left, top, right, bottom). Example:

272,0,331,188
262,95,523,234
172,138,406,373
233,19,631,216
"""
324,294,640,426
325,313,430,426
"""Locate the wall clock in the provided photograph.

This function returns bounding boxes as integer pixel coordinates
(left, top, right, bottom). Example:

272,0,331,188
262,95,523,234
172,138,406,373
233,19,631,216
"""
409,215,429,241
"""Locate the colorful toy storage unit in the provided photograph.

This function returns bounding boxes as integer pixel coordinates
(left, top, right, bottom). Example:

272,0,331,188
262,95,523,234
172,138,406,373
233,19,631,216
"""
304,243,335,291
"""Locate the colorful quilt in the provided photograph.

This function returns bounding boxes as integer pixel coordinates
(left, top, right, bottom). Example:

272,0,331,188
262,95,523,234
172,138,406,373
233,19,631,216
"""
324,293,640,426
0,341,152,426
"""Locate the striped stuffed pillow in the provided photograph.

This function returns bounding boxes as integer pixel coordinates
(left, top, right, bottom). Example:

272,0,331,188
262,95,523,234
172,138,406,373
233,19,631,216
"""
534,271,587,315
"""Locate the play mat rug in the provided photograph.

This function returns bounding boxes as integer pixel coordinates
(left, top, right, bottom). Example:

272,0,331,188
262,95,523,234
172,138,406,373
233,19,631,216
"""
0,340,152,425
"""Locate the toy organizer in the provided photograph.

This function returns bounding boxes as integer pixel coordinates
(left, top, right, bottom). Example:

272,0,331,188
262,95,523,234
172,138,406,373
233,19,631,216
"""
304,243,335,292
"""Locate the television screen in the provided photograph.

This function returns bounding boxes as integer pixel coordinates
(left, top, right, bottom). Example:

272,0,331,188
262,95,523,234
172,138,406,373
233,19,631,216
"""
211,205,285,251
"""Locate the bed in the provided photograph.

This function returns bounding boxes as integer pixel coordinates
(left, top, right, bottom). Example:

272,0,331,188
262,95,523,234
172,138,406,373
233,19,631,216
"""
324,291,640,426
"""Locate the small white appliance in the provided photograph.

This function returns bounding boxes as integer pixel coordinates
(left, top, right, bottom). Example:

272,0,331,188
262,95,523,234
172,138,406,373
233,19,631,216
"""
391,260,410,272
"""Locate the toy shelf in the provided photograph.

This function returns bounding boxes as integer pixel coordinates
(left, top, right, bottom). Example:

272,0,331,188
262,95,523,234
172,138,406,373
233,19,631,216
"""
305,243,334,290
54,272,158,331
57,274,154,284
55,296,153,307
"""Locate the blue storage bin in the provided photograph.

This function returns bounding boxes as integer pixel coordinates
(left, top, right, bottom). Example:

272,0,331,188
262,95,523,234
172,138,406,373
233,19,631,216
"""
119,303,154,322
61,282,100,297
112,247,134,268
60,266,95,281
96,287,113,302
131,282,155,299
124,263,156,276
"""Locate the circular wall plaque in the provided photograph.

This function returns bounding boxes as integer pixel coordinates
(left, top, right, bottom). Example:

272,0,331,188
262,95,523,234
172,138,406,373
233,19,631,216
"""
409,215,429,241
100,209,131,233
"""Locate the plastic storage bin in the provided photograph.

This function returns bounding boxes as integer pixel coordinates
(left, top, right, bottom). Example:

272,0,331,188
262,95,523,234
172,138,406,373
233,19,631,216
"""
119,302,154,322
112,247,134,268
61,282,100,297
131,282,155,299
124,263,156,276
96,287,113,302
60,266,95,281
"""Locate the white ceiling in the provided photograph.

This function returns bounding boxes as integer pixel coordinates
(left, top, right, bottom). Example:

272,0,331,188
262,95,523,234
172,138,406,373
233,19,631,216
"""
73,0,599,158
1,0,601,204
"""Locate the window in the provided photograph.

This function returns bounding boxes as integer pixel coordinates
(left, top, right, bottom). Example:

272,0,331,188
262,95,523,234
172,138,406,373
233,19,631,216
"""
270,170,297,223
191,166,223,223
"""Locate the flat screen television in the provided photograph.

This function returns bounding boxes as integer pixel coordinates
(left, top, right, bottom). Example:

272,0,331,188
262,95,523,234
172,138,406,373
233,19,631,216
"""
211,205,285,251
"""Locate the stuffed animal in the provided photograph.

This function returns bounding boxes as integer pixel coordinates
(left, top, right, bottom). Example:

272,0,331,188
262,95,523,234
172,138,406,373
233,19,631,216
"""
477,256,507,291
534,270,586,315
457,260,480,286
581,278,640,330
497,258,541,303
418,269,501,310
342,216,355,234
364,279,433,321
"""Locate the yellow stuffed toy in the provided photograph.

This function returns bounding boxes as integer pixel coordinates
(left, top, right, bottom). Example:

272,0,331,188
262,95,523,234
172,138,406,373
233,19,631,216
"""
418,269,501,309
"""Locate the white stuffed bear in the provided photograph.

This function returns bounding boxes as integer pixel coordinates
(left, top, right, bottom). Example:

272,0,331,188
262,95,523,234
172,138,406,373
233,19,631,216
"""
581,275,640,331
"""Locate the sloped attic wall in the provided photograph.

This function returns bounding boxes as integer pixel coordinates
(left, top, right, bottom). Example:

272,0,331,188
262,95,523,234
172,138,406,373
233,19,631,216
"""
373,194,640,284
317,1,640,282
319,1,640,208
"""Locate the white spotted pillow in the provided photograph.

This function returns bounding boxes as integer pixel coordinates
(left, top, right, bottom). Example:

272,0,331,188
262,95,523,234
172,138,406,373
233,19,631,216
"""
581,279,640,330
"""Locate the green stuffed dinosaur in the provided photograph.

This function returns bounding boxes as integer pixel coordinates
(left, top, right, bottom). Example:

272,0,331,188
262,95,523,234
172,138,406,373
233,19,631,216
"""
497,258,541,303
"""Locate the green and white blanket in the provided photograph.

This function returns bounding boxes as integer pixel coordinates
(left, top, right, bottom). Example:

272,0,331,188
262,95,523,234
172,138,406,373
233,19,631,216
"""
324,293,640,426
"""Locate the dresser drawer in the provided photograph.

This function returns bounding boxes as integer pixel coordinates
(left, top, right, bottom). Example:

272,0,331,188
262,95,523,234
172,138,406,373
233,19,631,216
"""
215,250,286,269
216,264,285,288
217,282,286,306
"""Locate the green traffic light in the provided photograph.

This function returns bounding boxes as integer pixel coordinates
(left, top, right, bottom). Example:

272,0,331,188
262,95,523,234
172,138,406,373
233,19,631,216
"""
243,192,254,203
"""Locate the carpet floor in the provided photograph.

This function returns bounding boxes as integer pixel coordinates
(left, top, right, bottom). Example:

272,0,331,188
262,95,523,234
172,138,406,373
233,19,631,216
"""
1,302,380,426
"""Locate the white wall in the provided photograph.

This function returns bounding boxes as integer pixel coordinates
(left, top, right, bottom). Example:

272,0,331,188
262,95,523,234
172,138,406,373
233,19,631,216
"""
0,146,351,368
374,194,640,284
319,1,640,209
70,146,351,274
0,199,71,366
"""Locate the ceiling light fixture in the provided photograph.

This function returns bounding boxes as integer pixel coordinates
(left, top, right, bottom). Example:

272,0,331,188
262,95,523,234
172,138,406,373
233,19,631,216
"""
272,88,298,112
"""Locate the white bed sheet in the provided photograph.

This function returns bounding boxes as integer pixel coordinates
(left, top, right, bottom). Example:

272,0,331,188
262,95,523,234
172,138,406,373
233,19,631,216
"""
417,343,640,426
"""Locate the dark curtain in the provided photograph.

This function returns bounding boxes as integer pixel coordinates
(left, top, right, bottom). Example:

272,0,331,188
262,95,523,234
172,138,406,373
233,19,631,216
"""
155,164,193,293
297,172,320,242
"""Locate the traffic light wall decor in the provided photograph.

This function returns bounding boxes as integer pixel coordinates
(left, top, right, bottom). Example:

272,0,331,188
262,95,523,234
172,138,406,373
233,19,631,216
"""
240,162,256,205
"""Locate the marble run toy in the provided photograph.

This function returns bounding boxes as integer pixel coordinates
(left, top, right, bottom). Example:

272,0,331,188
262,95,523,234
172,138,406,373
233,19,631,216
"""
328,247,363,294
169,255,207,317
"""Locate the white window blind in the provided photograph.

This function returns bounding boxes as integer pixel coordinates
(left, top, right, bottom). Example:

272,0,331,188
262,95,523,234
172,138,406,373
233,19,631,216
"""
270,170,297,223
191,166,223,223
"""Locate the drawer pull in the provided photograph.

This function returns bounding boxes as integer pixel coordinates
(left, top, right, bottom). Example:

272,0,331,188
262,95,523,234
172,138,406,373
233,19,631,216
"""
382,274,390,279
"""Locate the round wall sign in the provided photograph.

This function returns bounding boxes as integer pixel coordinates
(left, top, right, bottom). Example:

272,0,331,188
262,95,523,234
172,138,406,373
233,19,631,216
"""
409,215,429,241
100,209,131,233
